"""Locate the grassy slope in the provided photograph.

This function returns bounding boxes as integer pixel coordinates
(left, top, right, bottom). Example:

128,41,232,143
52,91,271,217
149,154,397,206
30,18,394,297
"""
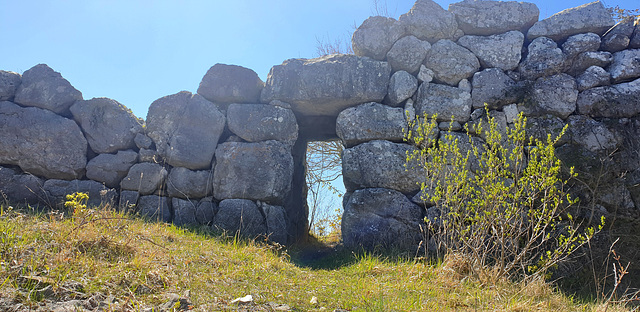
0,206,630,311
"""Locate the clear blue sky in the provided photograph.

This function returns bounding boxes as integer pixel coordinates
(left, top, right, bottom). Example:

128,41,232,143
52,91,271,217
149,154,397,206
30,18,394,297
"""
0,0,635,118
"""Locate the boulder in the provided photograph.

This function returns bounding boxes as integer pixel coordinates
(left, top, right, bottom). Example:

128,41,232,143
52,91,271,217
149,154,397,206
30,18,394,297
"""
138,148,159,163
70,98,143,154
342,188,423,250
608,49,640,83
0,101,87,180
424,39,480,86
471,68,520,109
212,199,267,238
601,17,636,52
167,167,212,199
561,33,601,57
415,82,472,123
119,190,139,212
398,0,458,43
0,166,46,205
577,78,640,118
137,195,171,223
260,54,391,116
226,104,298,145
503,104,519,124
567,115,619,152
196,198,218,226
197,64,264,104
259,202,288,245
146,91,225,169
518,37,566,80
527,1,615,42
86,150,138,188
43,179,116,208
0,71,21,101
13,64,82,115
568,51,613,76
120,163,168,195
576,66,611,91
457,31,524,71
631,18,640,49
351,16,406,60
387,71,418,106
134,133,153,149
213,141,293,204
520,74,577,119
417,65,434,83
172,198,198,227
598,182,635,213
525,115,569,146
386,36,431,74
342,140,424,193
448,0,539,36
336,102,406,147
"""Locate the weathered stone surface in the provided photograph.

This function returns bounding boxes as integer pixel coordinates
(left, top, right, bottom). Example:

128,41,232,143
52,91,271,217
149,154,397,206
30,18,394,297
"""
336,102,406,147
471,68,520,109
352,16,406,60
568,51,613,76
196,198,218,226
134,133,153,149
567,115,619,152
342,140,424,193
213,141,293,204
213,199,266,238
457,31,524,71
172,198,198,227
631,18,640,48
525,115,569,146
227,104,298,144
146,91,225,169
415,82,472,123
86,150,138,188
577,78,640,118
0,71,21,101
167,167,212,199
259,202,288,245
602,34,631,53
342,188,423,250
0,167,46,205
386,36,431,74
119,190,139,212
519,37,566,80
137,195,171,223
608,49,640,83
70,98,142,154
521,74,577,119
424,39,480,86
261,54,391,116
0,101,87,180
448,0,539,36
561,33,601,57
399,0,458,42
598,182,635,212
417,65,434,83
13,64,82,115
43,179,116,208
197,64,264,104
527,1,615,42
576,66,611,91
387,71,418,106
601,17,636,52
503,104,519,123
138,148,159,163
120,163,168,195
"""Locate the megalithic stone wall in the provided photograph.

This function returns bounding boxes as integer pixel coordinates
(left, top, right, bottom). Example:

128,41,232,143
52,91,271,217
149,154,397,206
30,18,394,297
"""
1,0,640,248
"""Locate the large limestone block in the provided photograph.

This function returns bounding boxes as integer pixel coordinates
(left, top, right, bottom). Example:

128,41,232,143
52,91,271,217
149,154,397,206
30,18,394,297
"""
577,78,640,118
213,141,293,204
561,33,601,58
386,36,431,74
146,91,225,169
213,199,267,238
0,71,21,101
172,198,198,227
13,64,82,115
608,49,640,83
0,166,46,205
137,195,171,223
43,179,116,208
227,103,298,144
519,37,566,80
415,83,472,123
260,54,391,116
520,74,578,119
342,140,424,193
197,64,264,104
70,98,143,154
527,1,614,41
601,17,636,52
387,71,418,106
259,202,288,245
86,150,138,188
336,102,406,147
457,31,524,71
120,163,168,195
351,16,406,60
399,0,458,43
342,188,423,250
424,39,480,86
449,0,538,36
567,115,619,152
568,51,613,76
167,167,212,199
471,68,520,109
0,101,87,180
576,66,611,91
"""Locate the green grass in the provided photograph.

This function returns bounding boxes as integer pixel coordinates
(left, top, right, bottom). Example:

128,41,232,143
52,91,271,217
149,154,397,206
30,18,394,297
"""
0,205,632,311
